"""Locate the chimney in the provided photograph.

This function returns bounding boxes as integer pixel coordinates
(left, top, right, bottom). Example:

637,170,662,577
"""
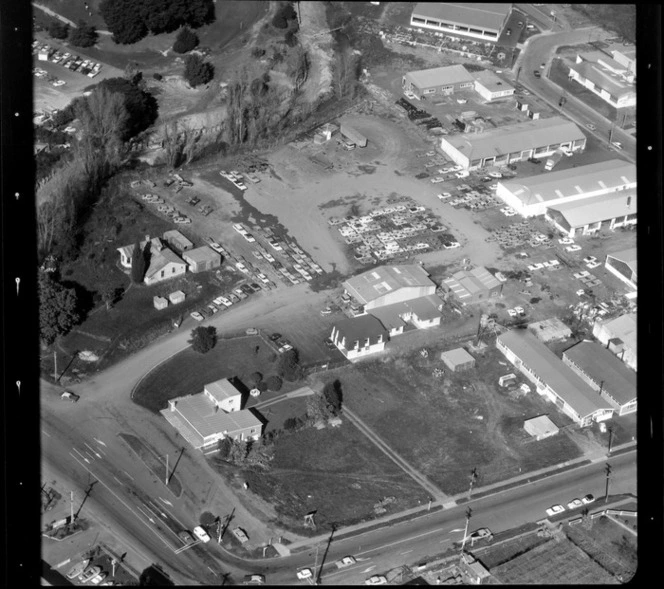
169,400,177,412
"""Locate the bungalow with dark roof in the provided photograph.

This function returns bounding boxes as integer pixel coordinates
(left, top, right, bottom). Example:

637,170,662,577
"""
330,315,388,361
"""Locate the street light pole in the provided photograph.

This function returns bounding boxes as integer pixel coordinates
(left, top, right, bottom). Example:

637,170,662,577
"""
460,507,472,562
468,468,478,500
604,463,612,503
165,453,169,486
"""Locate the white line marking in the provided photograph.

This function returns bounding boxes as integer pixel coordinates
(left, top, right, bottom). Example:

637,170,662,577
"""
84,442,102,459
159,498,173,506
356,527,442,557
42,430,51,438
113,476,122,484
94,438,107,447
362,566,376,573
71,449,91,464
123,470,134,481
55,558,71,569
400,549,413,554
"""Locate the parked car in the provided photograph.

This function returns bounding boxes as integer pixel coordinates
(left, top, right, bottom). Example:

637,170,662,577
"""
534,70,541,78
296,569,312,580
455,171,470,178
335,556,356,568
567,498,583,510
245,327,258,335
506,28,511,36
528,157,541,164
193,526,211,543
244,574,265,585
79,566,101,583
209,242,224,254
66,560,90,579
456,98,467,104
586,123,596,131
232,527,249,543
365,575,388,585
545,504,565,517
566,245,582,252
269,333,282,341
90,572,108,585
61,391,79,402
471,528,493,540
582,494,595,504
190,311,204,322
488,171,503,179
437,192,452,200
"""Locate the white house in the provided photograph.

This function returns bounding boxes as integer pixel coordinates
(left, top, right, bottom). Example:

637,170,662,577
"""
330,315,388,361
117,237,188,285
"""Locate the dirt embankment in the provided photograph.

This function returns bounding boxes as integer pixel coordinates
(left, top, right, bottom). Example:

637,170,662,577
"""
298,1,335,104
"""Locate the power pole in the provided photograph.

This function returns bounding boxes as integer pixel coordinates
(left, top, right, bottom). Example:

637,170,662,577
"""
460,507,472,562
54,350,58,382
604,463,612,503
165,453,169,486
313,544,320,586
468,468,478,500
607,426,614,455
70,490,74,523
516,65,522,82
608,124,614,145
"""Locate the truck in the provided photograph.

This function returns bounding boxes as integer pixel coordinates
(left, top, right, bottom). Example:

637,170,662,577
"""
339,124,367,147
544,150,564,171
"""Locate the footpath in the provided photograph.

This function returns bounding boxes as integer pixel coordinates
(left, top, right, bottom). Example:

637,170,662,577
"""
281,441,636,554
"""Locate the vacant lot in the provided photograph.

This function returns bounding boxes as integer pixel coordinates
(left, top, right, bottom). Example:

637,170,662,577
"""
235,420,431,532
320,343,583,494
132,335,300,413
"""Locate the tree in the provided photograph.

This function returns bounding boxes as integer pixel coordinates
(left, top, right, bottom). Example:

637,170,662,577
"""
69,21,98,48
284,417,299,431
217,437,233,460
265,375,283,392
130,241,145,283
246,438,274,468
275,348,301,381
306,391,335,424
48,21,70,40
322,379,343,415
173,27,199,53
94,77,158,140
100,284,119,310
39,273,81,345
228,439,248,464
188,326,217,353
100,0,148,44
272,2,296,29
249,372,263,387
184,54,214,87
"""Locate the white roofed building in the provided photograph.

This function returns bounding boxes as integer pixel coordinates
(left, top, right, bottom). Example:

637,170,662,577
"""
410,3,512,42
592,313,637,372
605,248,637,291
402,65,475,98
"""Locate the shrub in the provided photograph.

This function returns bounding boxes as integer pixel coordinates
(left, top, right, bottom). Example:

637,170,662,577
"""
152,72,163,81
48,21,70,40
276,349,301,382
251,47,266,59
272,2,297,29
284,417,299,431
265,375,283,391
249,371,263,386
284,30,298,47
183,54,214,87
69,21,98,48
173,27,199,54
188,326,217,353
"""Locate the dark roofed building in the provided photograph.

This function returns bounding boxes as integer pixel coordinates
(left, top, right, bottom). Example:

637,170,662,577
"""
330,315,388,361
563,341,636,415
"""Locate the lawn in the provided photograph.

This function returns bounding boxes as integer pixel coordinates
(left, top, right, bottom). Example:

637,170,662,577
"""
569,5,636,43
132,335,300,413
221,420,431,532
34,0,108,29
321,343,583,494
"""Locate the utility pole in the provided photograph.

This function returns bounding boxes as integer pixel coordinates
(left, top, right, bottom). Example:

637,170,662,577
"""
608,124,615,145
54,350,58,382
516,65,522,82
607,426,614,455
468,468,478,500
165,453,169,486
313,544,320,586
460,507,472,562
604,463,612,503
70,490,74,523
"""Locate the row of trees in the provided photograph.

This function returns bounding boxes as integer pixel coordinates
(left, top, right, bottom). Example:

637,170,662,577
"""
100,0,215,45
48,20,99,48
217,437,274,469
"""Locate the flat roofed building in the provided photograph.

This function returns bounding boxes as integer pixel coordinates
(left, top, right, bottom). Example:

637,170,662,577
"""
546,190,637,237
563,341,636,415
442,267,502,304
162,230,194,253
592,313,637,372
496,330,614,427
402,65,475,98
203,378,242,413
605,248,637,290
496,159,636,217
472,70,515,101
440,116,586,170
528,318,572,343
368,294,443,335
182,246,222,273
331,315,388,361
440,347,476,372
410,3,512,42
343,265,436,312
568,53,636,108
524,415,559,440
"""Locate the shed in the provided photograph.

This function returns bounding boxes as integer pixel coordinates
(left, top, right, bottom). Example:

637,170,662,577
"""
183,246,221,273
440,347,475,372
524,415,559,440
162,230,193,253
528,318,572,343
153,296,169,310
168,290,185,304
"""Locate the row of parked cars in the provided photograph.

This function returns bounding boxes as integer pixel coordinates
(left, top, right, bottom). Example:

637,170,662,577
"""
546,494,595,517
65,559,111,585
34,41,102,77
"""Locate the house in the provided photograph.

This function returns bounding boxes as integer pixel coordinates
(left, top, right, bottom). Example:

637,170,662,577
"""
38,47,52,61
161,379,262,452
117,236,162,268
440,347,476,372
162,230,193,253
592,313,637,371
546,190,636,237
410,3,512,42
527,318,572,343
441,267,502,304
605,248,637,290
168,290,186,304
342,265,436,313
144,247,188,286
496,330,614,427
472,70,515,102
563,341,636,416
368,294,444,335
496,160,636,218
153,296,168,310
524,415,559,440
568,52,636,108
458,554,491,584
183,246,221,273
440,116,586,170
330,315,388,361
402,65,475,99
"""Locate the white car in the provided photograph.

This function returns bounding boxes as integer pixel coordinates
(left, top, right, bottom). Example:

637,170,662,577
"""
257,273,270,285
209,242,224,254
66,560,90,579
52,80,66,87
90,572,108,585
567,498,583,510
233,223,247,234
546,504,565,517
365,575,388,585
558,238,574,245
193,525,211,543
236,262,249,273
404,90,417,100
611,141,622,150
582,494,595,504
297,569,313,580
456,98,467,104
79,567,101,583
243,233,256,243
190,312,204,322
437,192,452,200
232,527,249,543
455,171,470,179
587,261,601,269
514,306,525,315
576,288,586,296
488,171,503,179
566,245,582,252
443,241,460,249
335,556,356,568
471,528,493,539
268,240,283,251
430,177,445,184
507,309,517,317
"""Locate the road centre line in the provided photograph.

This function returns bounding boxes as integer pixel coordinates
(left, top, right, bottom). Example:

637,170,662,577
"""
355,527,443,557
55,558,71,569
123,470,135,481
68,454,176,551
400,549,413,554
42,429,51,437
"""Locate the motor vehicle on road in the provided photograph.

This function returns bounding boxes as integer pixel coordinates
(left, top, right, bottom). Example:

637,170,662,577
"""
611,141,623,150
471,528,493,540
586,123,596,131
534,70,541,78
297,569,312,580
365,575,388,585
546,504,565,517
61,391,79,402
190,311,204,322
567,499,583,510
336,556,357,568
582,494,595,504
540,63,546,69
506,28,511,36
193,526,211,543
178,531,195,545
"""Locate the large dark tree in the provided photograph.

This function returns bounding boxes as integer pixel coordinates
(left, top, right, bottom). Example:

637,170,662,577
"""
173,27,199,54
48,21,70,40
69,21,98,48
188,326,217,353
100,0,148,44
322,379,343,415
130,241,145,283
183,54,214,87
275,348,302,382
39,273,81,345
94,77,158,140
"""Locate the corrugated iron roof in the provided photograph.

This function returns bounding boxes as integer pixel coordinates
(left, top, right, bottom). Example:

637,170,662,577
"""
412,2,512,31
548,190,636,228
343,265,434,305
405,64,474,89
183,246,221,264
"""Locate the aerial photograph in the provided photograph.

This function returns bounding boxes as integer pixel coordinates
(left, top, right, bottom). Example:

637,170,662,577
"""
36,1,638,585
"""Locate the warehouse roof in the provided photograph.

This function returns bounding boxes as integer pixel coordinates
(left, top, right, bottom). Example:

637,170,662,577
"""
595,313,637,353
334,315,388,347
443,267,501,302
472,69,514,92
563,341,636,406
606,247,637,275
440,347,475,368
497,330,613,419
528,318,572,342
547,190,636,228
412,3,512,32
404,64,474,89
442,116,586,162
343,265,434,305
570,60,635,99
499,160,636,206
183,245,221,264
204,379,241,405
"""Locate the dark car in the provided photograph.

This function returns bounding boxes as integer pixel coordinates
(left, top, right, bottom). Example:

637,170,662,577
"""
249,283,262,292
528,157,541,164
324,338,336,349
178,531,195,545
269,333,282,341
533,70,541,78
241,284,254,295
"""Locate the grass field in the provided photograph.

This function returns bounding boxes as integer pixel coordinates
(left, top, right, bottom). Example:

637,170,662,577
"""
321,344,583,494
132,336,300,413
226,420,431,532
569,5,636,43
